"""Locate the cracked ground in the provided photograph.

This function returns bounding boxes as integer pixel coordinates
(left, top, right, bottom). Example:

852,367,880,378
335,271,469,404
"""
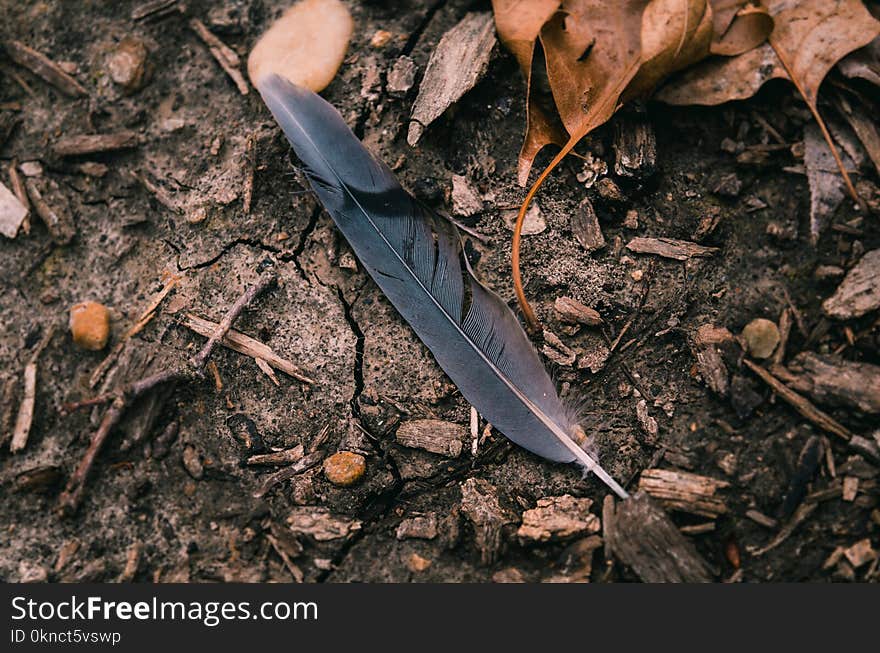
2,0,878,583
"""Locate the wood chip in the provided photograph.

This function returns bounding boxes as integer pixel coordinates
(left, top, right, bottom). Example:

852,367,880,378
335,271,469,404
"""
10,326,54,453
246,444,304,467
407,12,496,146
286,506,361,541
626,237,719,261
517,495,600,543
3,40,88,97
24,177,75,245
571,197,605,252
460,478,513,565
638,468,729,518
53,131,140,157
0,180,28,239
181,313,313,384
605,492,712,582
822,249,880,320
743,359,853,441
396,418,465,457
843,538,876,568
190,18,249,95
613,113,657,178
554,296,602,326
396,514,439,541
744,509,778,529
842,476,859,502
774,353,880,414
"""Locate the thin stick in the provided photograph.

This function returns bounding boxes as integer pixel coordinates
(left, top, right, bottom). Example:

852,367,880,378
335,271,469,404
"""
743,359,852,441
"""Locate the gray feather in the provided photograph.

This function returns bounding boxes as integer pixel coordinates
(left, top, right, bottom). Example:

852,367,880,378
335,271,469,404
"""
258,75,627,498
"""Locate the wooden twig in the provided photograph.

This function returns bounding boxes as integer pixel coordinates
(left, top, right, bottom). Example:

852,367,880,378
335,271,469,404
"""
181,313,314,384
743,359,853,441
242,132,256,215
3,40,88,97
58,271,278,515
131,0,180,21
189,19,249,95
53,131,140,157
10,326,55,453
253,451,324,498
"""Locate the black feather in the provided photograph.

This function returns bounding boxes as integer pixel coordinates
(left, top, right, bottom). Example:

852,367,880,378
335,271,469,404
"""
258,75,627,498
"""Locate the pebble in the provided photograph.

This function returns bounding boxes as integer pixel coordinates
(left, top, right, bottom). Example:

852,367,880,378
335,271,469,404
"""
323,451,366,486
247,0,353,92
387,56,416,96
502,202,546,235
741,318,780,359
69,301,110,351
107,36,150,93
406,553,432,573
369,30,393,48
182,444,204,480
451,174,483,217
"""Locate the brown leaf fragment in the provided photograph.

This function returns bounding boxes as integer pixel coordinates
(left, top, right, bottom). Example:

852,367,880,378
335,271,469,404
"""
517,495,599,543
53,131,140,157
822,248,880,320
709,0,774,56
407,12,497,146
491,0,565,184
626,236,719,260
638,468,729,518
3,40,88,97
605,492,713,582
776,353,880,414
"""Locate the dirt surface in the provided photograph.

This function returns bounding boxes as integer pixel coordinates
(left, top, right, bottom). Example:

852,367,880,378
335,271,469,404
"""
1,0,878,583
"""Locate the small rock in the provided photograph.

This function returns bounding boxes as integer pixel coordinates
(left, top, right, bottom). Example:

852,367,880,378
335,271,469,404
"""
406,553,432,572
69,301,110,351
451,174,483,217
18,561,48,583
0,181,28,239
741,318,780,359
636,399,658,439
19,161,43,177
576,336,610,373
386,56,416,96
502,202,546,235
182,445,204,480
107,36,150,93
370,29,394,48
517,495,600,543
554,296,602,326
842,538,876,568
715,451,737,476
623,208,639,230
396,514,438,540
323,451,366,486
247,0,353,92
712,172,742,197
